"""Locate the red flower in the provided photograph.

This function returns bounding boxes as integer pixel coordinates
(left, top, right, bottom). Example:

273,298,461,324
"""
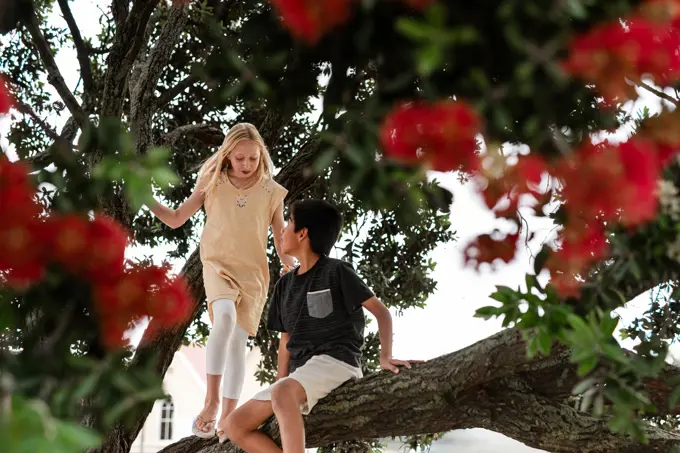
616,139,659,225
84,215,129,282
3,262,45,290
93,262,193,349
464,233,519,270
0,76,12,115
562,18,680,102
0,220,49,288
270,0,352,44
148,275,193,324
556,139,660,227
99,321,129,350
380,100,482,172
49,214,91,272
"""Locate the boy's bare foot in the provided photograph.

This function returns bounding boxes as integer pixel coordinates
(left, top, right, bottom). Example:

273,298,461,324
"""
215,409,234,443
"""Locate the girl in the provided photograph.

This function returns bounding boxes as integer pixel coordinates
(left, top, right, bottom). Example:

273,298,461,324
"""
148,123,295,442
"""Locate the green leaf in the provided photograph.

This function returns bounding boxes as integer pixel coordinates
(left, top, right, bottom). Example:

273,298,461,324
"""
525,273,541,291
395,18,431,41
669,385,680,410
536,330,552,356
577,355,598,376
152,167,180,188
533,246,549,274
567,0,587,19
474,306,500,320
145,146,171,166
417,45,443,76
312,148,338,175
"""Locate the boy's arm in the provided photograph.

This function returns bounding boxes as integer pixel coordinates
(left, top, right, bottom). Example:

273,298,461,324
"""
362,297,412,374
276,332,291,380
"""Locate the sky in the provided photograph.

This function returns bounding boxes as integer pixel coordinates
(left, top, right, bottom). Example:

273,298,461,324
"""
2,2,679,452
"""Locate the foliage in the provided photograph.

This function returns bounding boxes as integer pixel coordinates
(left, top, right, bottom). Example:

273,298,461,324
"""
4,0,680,450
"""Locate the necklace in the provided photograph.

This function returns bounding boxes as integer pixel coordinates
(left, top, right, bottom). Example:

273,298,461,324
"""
227,173,258,208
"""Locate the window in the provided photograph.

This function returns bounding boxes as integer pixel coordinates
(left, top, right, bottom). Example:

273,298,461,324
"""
159,400,174,440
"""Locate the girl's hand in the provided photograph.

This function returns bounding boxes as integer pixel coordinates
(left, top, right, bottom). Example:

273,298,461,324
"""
281,263,294,276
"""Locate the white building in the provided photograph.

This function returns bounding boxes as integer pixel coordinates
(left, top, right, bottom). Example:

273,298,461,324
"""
129,346,267,453
130,346,542,453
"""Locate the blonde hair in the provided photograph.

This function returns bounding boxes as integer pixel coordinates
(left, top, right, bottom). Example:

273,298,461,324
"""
198,123,274,197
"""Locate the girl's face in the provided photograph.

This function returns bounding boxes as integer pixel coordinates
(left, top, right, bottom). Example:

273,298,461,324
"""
228,140,261,179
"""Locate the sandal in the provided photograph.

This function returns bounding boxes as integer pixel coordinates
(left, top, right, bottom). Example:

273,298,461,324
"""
216,428,228,444
191,415,216,439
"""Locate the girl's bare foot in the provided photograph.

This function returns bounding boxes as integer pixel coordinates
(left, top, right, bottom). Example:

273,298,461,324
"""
195,401,219,433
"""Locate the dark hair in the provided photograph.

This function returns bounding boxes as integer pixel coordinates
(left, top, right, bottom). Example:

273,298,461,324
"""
290,199,343,256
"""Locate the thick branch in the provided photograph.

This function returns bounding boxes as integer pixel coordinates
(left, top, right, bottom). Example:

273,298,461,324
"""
131,3,188,110
156,74,199,107
112,0,129,24
22,6,88,127
100,0,160,117
130,3,189,154
155,329,680,453
160,124,225,147
466,387,680,453
56,0,93,94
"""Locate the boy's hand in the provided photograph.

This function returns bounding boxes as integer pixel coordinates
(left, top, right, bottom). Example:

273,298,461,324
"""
380,356,416,374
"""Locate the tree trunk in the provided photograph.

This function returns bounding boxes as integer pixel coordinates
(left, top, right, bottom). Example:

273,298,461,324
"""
152,329,680,453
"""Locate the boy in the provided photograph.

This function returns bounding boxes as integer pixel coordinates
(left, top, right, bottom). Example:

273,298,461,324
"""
224,199,412,452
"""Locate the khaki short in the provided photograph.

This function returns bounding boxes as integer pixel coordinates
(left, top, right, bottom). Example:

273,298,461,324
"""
252,354,362,414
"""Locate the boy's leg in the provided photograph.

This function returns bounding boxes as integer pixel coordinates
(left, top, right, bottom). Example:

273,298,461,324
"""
271,379,308,453
226,400,281,453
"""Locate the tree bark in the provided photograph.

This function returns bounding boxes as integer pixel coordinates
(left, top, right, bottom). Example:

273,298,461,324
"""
151,329,680,453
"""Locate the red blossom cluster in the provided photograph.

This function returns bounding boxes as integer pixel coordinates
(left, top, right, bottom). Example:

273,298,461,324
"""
464,232,519,270
0,157,193,348
380,100,482,173
0,76,11,115
462,154,549,270
269,0,434,44
562,1,680,103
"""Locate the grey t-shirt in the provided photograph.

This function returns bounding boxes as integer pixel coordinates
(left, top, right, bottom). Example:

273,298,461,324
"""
266,256,374,372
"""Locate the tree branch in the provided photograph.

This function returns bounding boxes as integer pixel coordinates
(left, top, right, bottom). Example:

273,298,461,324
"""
56,0,93,95
13,98,61,143
130,3,189,153
636,80,680,107
160,123,225,147
100,0,160,117
154,330,680,453
131,3,188,108
156,74,199,107
111,0,129,24
22,6,88,127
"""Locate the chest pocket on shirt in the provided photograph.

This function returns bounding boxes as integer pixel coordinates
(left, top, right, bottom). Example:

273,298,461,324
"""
306,289,333,318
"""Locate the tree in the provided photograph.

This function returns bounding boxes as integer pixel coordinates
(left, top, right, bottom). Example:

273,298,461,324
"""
3,0,680,453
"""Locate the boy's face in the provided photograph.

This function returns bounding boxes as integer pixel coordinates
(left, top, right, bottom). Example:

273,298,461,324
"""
281,215,302,257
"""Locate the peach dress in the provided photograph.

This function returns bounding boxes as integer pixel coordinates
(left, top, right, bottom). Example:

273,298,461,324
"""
200,174,287,335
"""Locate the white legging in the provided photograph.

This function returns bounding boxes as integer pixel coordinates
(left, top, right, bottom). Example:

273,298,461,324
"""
205,298,248,400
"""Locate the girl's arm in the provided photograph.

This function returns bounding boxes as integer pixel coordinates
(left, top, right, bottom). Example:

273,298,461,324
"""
276,332,291,381
271,202,296,269
149,181,206,229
